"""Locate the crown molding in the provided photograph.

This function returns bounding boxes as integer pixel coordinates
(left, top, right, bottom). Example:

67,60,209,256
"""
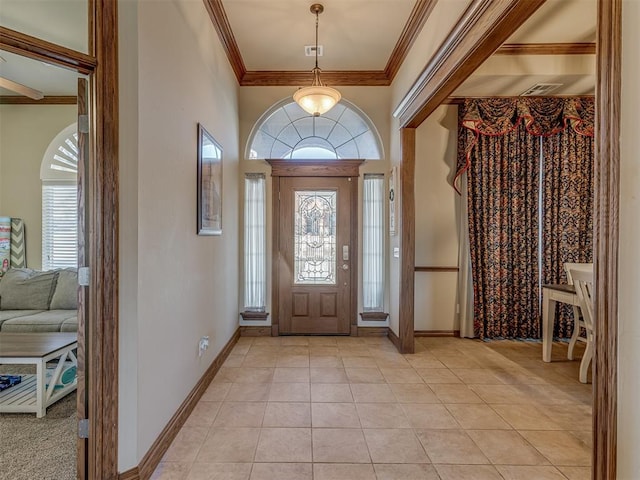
241,70,390,87
202,0,246,82
496,42,596,55
0,95,77,105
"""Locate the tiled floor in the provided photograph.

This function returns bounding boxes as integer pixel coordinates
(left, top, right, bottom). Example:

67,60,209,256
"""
152,335,592,480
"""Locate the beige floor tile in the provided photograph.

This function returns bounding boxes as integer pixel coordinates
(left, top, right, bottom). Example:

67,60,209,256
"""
452,368,507,384
279,346,310,356
252,337,281,346
466,430,549,465
341,356,374,368
307,336,338,346
247,345,280,356
213,402,266,427
416,368,463,384
241,353,277,367
469,384,535,404
435,464,504,480
310,367,349,383
313,463,376,480
272,367,310,383
268,383,310,402
201,382,231,402
311,383,353,402
415,429,489,464
519,430,591,466
309,346,340,356
350,383,396,403
225,384,270,402
151,462,192,480
345,367,385,383
430,384,484,403
362,428,430,463
373,464,440,480
373,354,411,368
276,354,309,367
230,344,251,355
338,346,371,356
544,404,593,431
196,428,260,463
570,430,592,447
184,402,221,428
556,466,591,480
215,367,274,384
187,463,251,480
491,404,562,430
163,426,209,463
401,404,460,429
254,428,312,462
389,383,440,403
379,367,424,384
496,465,568,479
405,356,446,369
223,354,246,367
312,402,361,428
310,355,343,368
445,404,512,430
262,402,311,427
436,355,482,369
249,463,312,480
312,428,371,463
281,337,310,346
356,403,410,428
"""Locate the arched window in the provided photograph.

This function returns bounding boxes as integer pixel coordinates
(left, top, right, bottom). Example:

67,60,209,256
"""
246,99,383,160
40,123,78,270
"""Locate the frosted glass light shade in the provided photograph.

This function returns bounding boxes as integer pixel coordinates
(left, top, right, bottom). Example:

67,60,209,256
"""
293,85,342,116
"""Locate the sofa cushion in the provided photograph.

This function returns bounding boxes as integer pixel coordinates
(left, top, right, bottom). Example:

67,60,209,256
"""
50,268,78,310
0,268,58,310
0,310,46,329
60,316,78,332
0,310,75,333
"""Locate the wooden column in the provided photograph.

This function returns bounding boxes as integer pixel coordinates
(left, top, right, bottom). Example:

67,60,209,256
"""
399,128,416,354
594,0,621,478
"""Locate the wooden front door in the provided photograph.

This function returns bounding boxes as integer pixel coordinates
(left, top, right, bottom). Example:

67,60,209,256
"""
277,176,354,334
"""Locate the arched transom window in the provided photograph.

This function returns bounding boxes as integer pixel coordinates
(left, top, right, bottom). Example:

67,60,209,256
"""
247,99,383,160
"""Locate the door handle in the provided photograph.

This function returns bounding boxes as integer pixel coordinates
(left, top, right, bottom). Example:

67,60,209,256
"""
343,245,349,261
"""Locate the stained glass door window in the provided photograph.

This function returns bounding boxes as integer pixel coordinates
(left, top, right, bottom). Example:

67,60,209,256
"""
294,190,337,284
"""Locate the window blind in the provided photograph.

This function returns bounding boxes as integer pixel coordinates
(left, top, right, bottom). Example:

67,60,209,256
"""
42,183,78,270
363,174,385,311
244,174,266,310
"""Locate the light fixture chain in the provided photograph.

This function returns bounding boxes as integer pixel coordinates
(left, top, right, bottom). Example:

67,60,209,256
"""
315,9,319,70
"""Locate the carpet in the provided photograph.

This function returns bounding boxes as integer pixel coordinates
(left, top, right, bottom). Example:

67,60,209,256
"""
0,365,76,480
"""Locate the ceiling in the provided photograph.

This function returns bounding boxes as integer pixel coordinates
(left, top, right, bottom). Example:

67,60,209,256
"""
0,0,597,98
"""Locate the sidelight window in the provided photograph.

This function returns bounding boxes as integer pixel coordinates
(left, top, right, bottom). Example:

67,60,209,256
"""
362,174,385,311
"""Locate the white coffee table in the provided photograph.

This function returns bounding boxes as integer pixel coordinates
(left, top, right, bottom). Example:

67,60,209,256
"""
0,332,78,417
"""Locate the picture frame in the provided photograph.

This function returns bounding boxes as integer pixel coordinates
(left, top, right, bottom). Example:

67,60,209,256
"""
197,123,223,235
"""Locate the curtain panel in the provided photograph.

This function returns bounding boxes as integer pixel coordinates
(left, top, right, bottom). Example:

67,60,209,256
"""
457,97,594,339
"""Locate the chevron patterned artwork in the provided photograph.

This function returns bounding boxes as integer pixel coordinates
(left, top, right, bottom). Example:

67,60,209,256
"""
10,218,26,268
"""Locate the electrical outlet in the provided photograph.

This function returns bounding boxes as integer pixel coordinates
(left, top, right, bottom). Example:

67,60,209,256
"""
198,336,210,357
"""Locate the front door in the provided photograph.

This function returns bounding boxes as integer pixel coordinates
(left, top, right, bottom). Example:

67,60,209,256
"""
278,176,354,334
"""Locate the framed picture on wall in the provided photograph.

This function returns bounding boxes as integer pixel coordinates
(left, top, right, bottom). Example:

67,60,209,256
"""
389,166,397,236
197,123,223,235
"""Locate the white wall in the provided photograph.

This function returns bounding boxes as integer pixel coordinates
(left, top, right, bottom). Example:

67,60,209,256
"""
238,86,392,327
118,0,240,470
618,2,640,477
0,104,76,269
414,105,460,332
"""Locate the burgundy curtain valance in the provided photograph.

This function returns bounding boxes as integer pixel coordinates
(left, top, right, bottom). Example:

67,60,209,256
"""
455,97,594,192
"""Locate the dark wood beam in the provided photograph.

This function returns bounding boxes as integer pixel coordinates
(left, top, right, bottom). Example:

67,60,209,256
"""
0,26,97,75
0,95,77,105
384,0,439,82
202,0,246,82
394,0,548,128
496,42,596,55
399,128,416,354
594,1,620,478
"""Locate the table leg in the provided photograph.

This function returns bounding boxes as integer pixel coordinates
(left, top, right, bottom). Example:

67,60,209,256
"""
542,293,556,362
36,359,45,418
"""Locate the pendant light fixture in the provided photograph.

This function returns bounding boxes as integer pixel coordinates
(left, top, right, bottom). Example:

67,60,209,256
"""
293,3,341,116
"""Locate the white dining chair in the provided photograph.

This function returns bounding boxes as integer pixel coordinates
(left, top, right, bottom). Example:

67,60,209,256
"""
564,262,593,361
569,267,595,384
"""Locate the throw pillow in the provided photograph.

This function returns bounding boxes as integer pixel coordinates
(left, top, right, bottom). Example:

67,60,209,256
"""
50,268,78,310
0,268,59,310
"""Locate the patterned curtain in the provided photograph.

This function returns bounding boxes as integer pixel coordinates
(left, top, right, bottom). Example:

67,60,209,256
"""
542,122,594,337
457,97,594,339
